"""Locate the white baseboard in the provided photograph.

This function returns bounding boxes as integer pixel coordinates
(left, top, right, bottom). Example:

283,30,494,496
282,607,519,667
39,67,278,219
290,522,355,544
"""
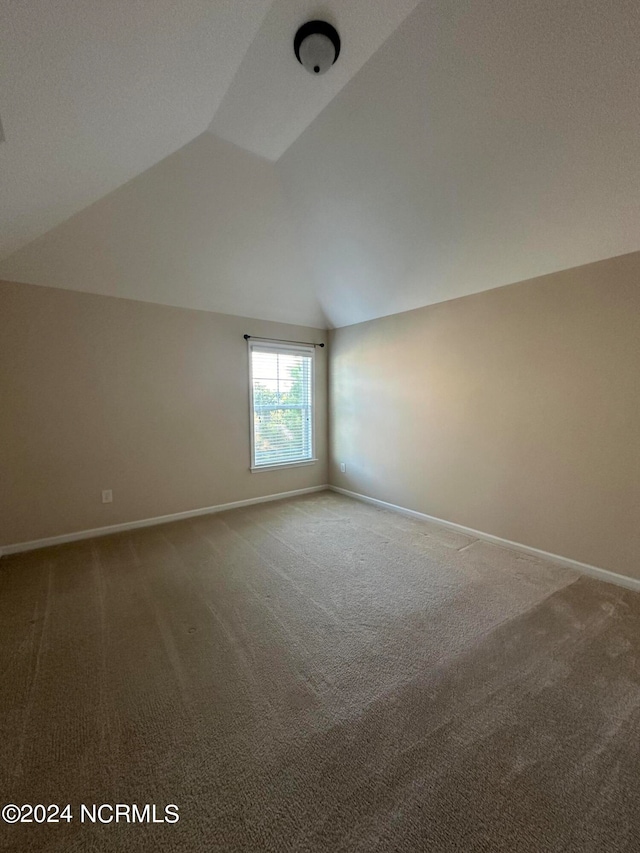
329,485,640,594
0,485,330,557
5,483,637,596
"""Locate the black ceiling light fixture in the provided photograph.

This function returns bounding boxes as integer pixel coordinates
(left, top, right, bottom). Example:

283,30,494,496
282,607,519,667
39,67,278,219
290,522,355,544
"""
294,20,341,76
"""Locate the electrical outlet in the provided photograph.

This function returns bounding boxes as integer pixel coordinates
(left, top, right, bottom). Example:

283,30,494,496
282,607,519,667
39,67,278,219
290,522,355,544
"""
340,462,346,473
102,489,113,504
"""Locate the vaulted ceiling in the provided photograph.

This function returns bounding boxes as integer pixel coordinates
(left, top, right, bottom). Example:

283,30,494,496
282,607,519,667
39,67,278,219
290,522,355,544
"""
1,0,639,328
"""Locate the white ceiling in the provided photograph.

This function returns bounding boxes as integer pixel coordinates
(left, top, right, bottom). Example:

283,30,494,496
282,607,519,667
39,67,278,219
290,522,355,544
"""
0,0,418,260
0,134,327,327
208,0,422,161
1,0,639,328
0,0,272,259
277,0,640,326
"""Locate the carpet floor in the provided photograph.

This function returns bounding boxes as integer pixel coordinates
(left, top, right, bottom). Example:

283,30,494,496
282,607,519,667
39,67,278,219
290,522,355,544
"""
1,491,640,851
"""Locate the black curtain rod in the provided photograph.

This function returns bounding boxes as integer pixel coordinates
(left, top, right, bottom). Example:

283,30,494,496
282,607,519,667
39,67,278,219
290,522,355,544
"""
244,334,324,348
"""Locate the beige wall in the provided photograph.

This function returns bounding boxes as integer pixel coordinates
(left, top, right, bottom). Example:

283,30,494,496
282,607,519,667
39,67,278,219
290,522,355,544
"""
0,281,328,547
329,252,640,579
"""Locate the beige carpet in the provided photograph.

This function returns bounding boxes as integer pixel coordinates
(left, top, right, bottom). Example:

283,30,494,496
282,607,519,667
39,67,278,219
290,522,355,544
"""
1,491,640,851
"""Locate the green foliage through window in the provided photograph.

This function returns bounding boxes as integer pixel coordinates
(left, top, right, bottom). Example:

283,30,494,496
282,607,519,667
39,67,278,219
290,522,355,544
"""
251,348,313,467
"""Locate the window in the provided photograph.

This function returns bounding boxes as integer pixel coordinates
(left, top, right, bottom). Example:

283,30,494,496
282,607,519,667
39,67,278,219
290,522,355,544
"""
249,341,315,471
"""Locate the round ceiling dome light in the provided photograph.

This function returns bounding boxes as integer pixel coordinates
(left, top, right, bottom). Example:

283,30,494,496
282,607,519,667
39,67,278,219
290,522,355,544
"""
294,21,341,76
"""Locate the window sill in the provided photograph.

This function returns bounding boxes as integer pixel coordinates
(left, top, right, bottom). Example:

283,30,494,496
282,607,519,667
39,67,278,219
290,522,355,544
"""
251,459,318,473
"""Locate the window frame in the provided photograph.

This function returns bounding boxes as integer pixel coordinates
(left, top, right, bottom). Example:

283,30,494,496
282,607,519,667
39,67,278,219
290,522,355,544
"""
248,338,317,473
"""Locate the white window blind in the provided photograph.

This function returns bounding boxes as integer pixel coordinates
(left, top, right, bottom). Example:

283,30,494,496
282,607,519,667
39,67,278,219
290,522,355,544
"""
249,342,314,469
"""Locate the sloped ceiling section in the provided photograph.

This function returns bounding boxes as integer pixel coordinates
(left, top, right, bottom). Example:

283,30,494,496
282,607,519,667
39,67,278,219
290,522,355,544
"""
0,0,272,259
0,134,326,328
277,0,640,327
1,0,639,329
